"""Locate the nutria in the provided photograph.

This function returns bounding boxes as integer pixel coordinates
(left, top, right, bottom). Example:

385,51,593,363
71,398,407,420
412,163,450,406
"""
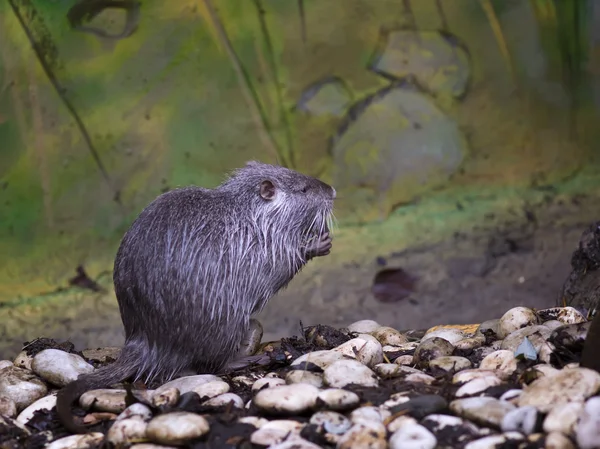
56,160,336,433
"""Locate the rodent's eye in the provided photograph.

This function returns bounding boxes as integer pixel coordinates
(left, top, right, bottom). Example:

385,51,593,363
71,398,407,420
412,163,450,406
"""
301,186,308,193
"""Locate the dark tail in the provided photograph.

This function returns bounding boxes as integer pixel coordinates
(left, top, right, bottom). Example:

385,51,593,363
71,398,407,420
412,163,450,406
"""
56,356,138,434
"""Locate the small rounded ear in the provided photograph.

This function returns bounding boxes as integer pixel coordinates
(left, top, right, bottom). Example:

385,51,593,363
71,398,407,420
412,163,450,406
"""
260,180,276,200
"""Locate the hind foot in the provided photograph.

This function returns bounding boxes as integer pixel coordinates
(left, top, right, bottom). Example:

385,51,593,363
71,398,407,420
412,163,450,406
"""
305,232,332,260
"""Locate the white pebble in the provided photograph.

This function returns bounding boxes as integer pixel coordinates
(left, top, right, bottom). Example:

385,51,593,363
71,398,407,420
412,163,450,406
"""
192,380,230,399
387,415,418,433
269,438,322,449
545,431,575,449
454,335,486,351
0,396,17,417
0,366,48,411
154,374,221,396
576,397,600,449
152,388,179,408
332,335,384,367
405,372,435,384
348,320,381,333
285,370,323,387
337,422,387,449
146,412,209,445
373,363,401,378
394,355,414,365
455,375,502,398
422,328,468,344
371,326,409,346
45,433,105,449
203,392,244,409
389,422,437,449
350,406,391,425
115,403,153,422
252,377,286,392
253,384,320,414
250,428,292,446
316,388,360,411
452,369,502,384
450,397,516,428
80,389,127,413
499,389,523,404
501,406,538,435
310,411,351,434
0,360,13,370
543,401,583,435
323,359,378,388
518,367,600,413
497,307,539,338
429,356,472,372
465,433,524,449
479,350,518,379
31,349,94,387
107,415,148,446
16,394,57,425
500,325,552,353
291,350,345,369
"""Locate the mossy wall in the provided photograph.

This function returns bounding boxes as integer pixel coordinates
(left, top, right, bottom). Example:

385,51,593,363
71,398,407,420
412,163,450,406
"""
1,0,599,304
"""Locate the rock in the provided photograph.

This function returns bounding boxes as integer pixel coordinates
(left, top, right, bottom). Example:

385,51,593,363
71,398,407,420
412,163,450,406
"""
389,421,437,449
500,325,552,353
350,406,391,425
450,397,515,428
455,375,502,398
115,403,153,422
16,394,57,425
501,406,539,435
576,397,600,449
370,29,471,98
387,415,418,433
347,320,381,334
421,413,481,441
0,366,48,411
422,327,468,344
545,431,576,449
0,360,13,370
371,326,409,346
337,422,387,449
316,388,360,411
80,389,127,413
323,359,378,388
479,350,518,379
269,439,323,449
331,85,467,221
518,367,600,413
253,384,320,415
537,306,587,324
452,369,498,384
290,350,346,369
45,433,105,449
373,363,402,378
454,335,486,351
285,370,323,387
0,396,17,417
296,76,353,117
542,401,583,435
310,411,352,434
499,389,523,404
387,394,448,419
152,387,180,408
203,392,245,409
464,432,524,449
405,372,435,384
477,319,500,336
153,374,221,396
332,335,384,367
107,415,148,446
429,356,472,372
191,380,229,399
497,307,540,338
250,420,304,446
31,349,94,387
413,337,455,368
81,347,121,363
146,412,209,445
252,377,287,392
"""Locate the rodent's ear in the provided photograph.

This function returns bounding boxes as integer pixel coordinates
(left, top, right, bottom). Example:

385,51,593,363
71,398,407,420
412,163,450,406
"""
260,180,276,200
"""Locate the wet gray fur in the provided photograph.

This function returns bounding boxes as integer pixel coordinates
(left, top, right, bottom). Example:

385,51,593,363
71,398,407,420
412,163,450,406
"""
56,160,335,433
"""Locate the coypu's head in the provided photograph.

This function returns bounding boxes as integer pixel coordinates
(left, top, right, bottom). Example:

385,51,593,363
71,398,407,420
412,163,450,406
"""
221,160,336,255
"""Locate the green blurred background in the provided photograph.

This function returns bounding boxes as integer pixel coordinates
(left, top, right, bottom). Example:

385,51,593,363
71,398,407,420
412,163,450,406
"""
2,0,600,358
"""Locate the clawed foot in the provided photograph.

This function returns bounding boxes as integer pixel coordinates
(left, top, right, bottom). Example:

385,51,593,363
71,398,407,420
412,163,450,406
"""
305,232,332,260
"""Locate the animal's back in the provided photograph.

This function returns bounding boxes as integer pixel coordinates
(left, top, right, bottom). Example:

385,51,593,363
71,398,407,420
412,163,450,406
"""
114,186,252,377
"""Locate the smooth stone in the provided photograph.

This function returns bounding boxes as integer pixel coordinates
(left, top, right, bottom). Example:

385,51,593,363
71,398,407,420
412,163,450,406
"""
532,364,559,377
370,326,409,346
413,337,454,368
316,388,360,411
323,359,378,388
337,422,387,449
332,335,384,367
80,389,127,413
543,320,565,331
107,415,148,446
455,375,502,398
0,396,17,417
146,412,209,445
130,445,179,449
429,356,472,372
499,389,523,404
576,397,600,449
250,428,299,446
452,369,499,384
16,394,57,424
389,421,437,449
386,415,417,433
262,419,304,433
0,360,13,370
542,401,583,435
31,349,94,388
290,350,346,369
238,416,269,428
296,76,353,118
13,352,33,370
422,413,481,436
203,392,245,409
348,320,381,334
405,372,435,384
253,384,320,415
373,363,402,378
450,397,516,428
115,403,153,422
154,375,221,396
191,380,230,399
422,328,468,344
465,433,524,449
381,393,410,410
477,319,500,336
538,306,587,324
81,347,121,363
545,431,576,449
45,433,105,449
231,375,257,388
500,325,552,353
518,367,600,413
152,387,180,408
0,366,48,412
285,370,323,387
453,335,486,351
501,406,539,435
252,377,287,392
394,355,414,365
350,406,391,425
269,438,322,449
497,307,539,338
479,350,518,380
310,411,351,434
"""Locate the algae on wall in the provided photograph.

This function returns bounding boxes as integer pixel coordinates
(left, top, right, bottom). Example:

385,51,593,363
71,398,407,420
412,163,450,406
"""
0,0,597,303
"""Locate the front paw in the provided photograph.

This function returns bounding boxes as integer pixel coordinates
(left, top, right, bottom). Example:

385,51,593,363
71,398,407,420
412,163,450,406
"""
306,232,332,259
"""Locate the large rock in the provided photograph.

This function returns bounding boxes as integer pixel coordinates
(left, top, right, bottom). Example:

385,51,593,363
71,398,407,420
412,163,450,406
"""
331,85,467,222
